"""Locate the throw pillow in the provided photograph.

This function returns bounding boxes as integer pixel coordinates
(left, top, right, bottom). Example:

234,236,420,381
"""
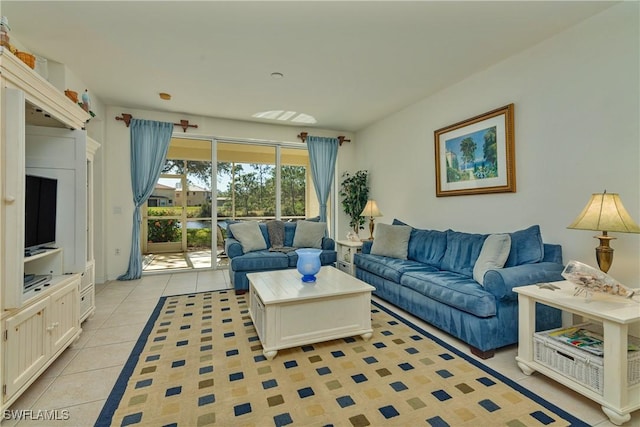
228,221,267,253
370,223,412,259
473,233,512,285
504,225,544,267
440,230,488,277
292,220,326,249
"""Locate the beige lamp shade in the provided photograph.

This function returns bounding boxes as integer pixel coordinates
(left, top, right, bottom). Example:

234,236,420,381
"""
567,191,640,273
360,200,383,218
568,192,640,233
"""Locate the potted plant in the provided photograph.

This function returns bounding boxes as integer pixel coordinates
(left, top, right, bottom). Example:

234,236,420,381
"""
339,170,369,235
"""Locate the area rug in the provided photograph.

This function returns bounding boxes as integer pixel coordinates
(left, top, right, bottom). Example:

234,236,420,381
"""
95,290,588,427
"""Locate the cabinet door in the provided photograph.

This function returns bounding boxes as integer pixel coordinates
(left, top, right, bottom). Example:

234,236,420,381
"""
1,87,26,309
3,297,48,400
49,277,80,355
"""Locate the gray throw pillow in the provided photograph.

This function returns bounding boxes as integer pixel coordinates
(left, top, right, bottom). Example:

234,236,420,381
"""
228,221,267,253
370,223,412,259
473,233,512,285
292,220,326,249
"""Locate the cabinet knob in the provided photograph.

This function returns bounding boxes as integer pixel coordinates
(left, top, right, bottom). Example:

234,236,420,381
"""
4,196,16,204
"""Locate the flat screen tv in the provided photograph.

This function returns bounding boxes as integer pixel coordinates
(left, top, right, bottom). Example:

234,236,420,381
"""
24,174,57,252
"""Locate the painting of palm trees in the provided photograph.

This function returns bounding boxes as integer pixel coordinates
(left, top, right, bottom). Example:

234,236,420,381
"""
435,104,515,196
445,126,498,183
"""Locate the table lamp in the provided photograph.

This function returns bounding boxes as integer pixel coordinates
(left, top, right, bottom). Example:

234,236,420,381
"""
360,200,382,240
567,190,640,273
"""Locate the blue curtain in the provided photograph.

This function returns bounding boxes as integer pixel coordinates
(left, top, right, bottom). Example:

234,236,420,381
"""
118,119,173,280
307,136,339,222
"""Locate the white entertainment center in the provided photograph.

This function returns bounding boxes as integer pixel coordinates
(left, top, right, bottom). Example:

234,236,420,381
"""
0,48,98,410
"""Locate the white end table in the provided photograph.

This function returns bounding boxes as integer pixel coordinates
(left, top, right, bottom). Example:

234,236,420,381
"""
514,280,640,425
335,239,363,276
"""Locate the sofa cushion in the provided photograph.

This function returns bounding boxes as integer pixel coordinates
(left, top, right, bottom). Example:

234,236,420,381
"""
392,219,447,267
473,233,511,285
293,220,326,248
401,271,497,318
505,225,544,267
440,230,488,277
230,250,289,272
370,223,412,259
228,221,267,253
355,253,439,283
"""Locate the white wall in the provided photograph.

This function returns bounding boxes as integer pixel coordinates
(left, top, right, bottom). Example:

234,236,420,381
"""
102,105,352,280
350,3,640,287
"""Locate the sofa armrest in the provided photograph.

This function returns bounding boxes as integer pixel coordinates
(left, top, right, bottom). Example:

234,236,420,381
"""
361,240,373,254
322,237,336,251
225,238,244,259
483,262,565,300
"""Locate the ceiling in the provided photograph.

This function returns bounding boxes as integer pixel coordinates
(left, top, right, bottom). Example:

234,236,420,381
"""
3,1,615,132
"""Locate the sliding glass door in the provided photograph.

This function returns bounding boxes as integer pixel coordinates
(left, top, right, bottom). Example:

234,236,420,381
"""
142,137,323,273
143,138,215,271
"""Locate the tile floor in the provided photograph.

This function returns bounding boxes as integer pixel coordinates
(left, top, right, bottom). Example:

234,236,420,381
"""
5,269,639,427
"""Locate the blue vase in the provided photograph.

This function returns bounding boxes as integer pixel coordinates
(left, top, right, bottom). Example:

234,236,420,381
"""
295,248,322,282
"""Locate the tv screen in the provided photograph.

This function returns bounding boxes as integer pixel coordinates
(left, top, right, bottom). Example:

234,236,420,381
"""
24,175,57,250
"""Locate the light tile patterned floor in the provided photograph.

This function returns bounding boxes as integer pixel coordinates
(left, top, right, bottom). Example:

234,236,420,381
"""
5,269,638,427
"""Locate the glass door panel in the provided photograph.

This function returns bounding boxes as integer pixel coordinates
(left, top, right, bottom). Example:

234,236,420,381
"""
143,138,214,272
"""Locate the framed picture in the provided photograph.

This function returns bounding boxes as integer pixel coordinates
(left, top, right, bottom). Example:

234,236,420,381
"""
434,103,515,197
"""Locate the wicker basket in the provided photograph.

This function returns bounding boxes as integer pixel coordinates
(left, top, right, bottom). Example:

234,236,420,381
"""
15,51,35,69
534,324,640,395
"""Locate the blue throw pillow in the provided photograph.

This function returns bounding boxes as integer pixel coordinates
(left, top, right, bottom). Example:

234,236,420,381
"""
392,218,446,267
504,225,544,267
440,230,488,277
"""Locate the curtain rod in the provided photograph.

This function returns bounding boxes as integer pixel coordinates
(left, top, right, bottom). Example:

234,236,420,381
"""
115,113,198,133
297,132,351,146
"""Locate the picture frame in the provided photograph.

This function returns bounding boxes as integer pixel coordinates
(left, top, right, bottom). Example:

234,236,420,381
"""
434,104,515,197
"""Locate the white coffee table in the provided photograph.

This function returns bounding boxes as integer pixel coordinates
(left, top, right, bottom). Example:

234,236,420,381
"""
247,267,375,360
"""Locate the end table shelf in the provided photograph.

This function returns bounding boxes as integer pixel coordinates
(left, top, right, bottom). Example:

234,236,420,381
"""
514,280,640,425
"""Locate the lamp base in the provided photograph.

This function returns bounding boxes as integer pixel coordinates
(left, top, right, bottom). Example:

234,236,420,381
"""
594,233,616,273
368,218,375,240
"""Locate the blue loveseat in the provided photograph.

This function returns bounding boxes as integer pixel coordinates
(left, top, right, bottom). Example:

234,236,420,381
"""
226,221,337,291
354,223,563,358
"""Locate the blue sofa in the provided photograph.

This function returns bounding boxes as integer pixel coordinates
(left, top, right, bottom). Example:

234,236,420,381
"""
226,221,337,291
354,223,563,358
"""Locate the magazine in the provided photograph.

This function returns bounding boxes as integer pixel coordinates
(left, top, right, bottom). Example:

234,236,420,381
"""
547,327,604,356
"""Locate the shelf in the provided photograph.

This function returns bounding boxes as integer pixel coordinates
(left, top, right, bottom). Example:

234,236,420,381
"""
24,247,62,263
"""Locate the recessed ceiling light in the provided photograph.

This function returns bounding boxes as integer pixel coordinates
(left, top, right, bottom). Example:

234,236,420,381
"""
270,72,284,79
159,92,171,100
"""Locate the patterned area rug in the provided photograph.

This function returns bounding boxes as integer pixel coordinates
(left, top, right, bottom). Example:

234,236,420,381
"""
95,290,588,427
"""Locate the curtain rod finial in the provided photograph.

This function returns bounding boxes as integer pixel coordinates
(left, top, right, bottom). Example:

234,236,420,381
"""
337,136,351,146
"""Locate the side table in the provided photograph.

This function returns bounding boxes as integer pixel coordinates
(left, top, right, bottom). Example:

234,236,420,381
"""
514,280,640,425
335,239,363,276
